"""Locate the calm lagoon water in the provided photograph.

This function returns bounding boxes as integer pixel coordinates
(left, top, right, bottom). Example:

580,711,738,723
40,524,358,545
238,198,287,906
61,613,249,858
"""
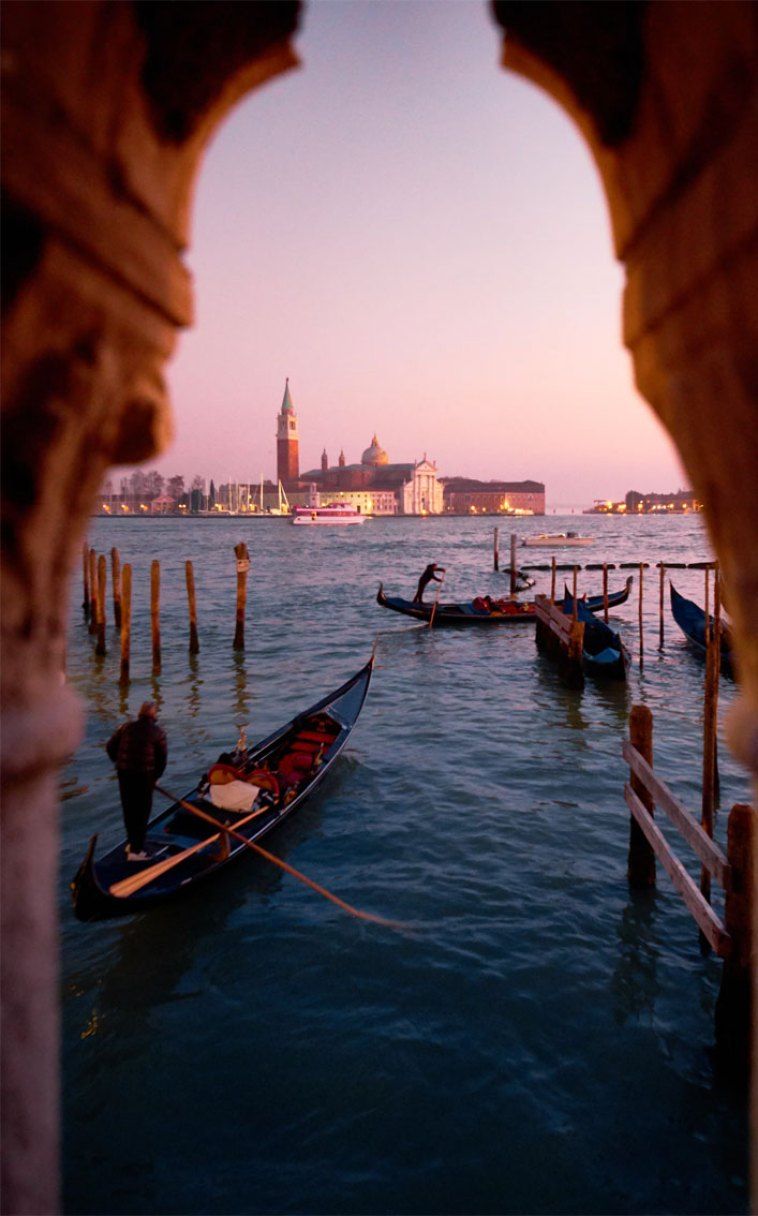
62,514,749,1215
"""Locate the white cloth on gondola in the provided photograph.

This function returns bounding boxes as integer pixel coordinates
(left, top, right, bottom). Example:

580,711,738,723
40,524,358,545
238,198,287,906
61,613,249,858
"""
209,781,260,812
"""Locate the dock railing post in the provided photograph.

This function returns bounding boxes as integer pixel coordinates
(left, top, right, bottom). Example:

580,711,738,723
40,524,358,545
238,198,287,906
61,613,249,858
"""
627,704,656,888
715,803,754,1066
565,618,584,689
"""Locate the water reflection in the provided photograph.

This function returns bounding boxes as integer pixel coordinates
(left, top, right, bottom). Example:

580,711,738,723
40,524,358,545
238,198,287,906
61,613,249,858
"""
149,672,164,715
232,650,251,725
611,890,660,1026
590,677,632,730
66,795,331,1038
186,653,202,719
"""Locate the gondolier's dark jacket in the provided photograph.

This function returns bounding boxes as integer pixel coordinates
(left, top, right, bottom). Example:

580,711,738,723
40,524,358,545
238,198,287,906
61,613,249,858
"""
106,718,168,777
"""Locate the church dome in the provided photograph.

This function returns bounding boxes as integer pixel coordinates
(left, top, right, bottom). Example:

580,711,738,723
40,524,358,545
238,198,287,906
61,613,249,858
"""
361,434,389,466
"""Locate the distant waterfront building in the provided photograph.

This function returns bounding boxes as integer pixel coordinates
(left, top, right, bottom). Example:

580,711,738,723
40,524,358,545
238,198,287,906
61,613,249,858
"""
441,478,545,515
301,435,444,515
625,489,702,513
276,378,300,488
585,489,703,514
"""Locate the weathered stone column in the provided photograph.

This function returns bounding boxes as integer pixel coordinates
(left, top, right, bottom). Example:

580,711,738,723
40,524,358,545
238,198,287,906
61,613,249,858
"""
1,4,299,1211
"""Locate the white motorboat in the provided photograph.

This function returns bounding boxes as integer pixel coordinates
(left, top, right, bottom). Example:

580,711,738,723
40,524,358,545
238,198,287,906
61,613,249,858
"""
521,532,594,547
292,503,367,526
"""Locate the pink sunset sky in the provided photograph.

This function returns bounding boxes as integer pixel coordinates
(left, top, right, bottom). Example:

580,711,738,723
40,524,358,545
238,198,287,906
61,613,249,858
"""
147,1,685,507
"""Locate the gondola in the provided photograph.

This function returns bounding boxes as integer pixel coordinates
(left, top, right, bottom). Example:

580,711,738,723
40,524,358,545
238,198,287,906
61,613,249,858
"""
376,575,633,627
670,584,734,677
376,584,538,624
561,574,633,614
564,589,630,679
71,658,374,921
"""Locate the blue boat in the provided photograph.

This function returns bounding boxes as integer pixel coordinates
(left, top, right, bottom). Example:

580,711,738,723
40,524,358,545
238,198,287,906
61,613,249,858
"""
564,588,630,680
670,584,734,677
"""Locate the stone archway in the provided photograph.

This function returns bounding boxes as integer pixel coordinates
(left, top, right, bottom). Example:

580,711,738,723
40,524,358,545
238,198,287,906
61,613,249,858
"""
1,3,756,1212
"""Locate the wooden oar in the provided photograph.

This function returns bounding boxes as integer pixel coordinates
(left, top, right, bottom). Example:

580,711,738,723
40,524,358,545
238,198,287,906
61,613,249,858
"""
110,800,271,898
155,784,403,929
428,570,446,629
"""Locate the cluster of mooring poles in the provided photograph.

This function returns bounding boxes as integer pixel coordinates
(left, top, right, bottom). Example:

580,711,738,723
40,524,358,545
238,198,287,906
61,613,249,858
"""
80,540,251,683
493,530,721,676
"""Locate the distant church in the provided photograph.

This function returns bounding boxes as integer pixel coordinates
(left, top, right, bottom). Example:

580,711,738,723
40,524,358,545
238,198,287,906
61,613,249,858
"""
302,435,443,515
274,379,442,514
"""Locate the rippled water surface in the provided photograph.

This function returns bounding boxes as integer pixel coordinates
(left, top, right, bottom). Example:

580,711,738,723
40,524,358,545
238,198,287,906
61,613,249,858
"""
62,515,749,1215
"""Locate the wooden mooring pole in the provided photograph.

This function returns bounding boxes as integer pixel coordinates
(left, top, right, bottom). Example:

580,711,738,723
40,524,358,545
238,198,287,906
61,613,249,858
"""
658,563,665,649
120,563,132,684
715,803,754,1066
550,557,556,605
111,547,122,630
572,565,578,612
186,560,200,654
627,704,656,888
95,554,107,656
151,559,161,673
88,548,97,634
638,563,644,670
493,526,499,572
700,569,720,909
510,533,517,595
82,541,90,617
704,566,710,622
233,542,250,650
602,562,608,623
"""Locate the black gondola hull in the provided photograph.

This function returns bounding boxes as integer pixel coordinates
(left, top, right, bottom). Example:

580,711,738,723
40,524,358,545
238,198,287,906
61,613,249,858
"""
670,584,734,677
71,658,374,921
564,587,630,680
376,586,536,624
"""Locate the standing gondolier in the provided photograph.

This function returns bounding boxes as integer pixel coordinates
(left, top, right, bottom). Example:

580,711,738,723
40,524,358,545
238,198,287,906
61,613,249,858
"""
413,562,446,604
106,702,167,860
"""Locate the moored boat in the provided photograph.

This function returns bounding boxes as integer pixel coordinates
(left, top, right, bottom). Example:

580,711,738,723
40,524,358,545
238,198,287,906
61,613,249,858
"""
522,532,594,547
292,503,366,526
670,584,734,676
564,588,630,679
71,658,374,920
559,574,633,614
377,584,537,624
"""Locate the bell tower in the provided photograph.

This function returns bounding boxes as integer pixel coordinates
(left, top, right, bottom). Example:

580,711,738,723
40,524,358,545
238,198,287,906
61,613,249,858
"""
276,378,299,487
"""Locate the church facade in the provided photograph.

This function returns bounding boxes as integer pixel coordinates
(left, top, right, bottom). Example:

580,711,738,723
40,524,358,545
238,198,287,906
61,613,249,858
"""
301,435,444,515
